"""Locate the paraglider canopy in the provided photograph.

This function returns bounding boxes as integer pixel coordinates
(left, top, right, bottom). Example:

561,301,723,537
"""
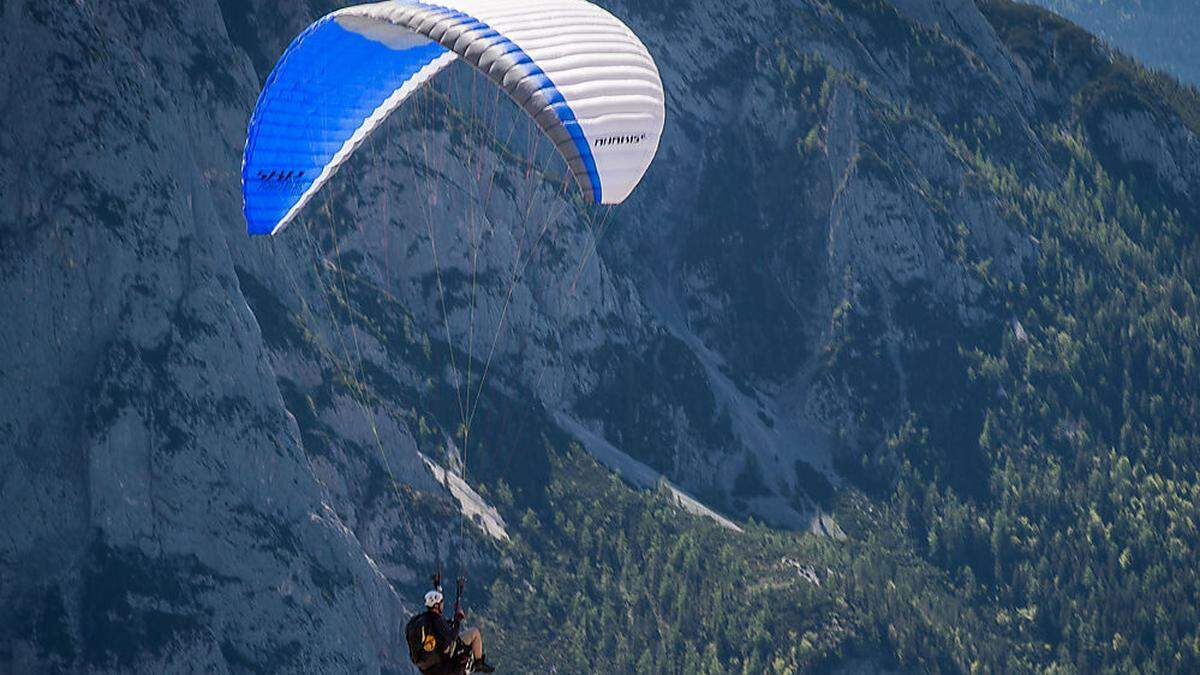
242,0,666,236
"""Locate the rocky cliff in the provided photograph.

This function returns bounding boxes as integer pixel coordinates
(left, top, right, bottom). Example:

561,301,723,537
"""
3,0,1199,671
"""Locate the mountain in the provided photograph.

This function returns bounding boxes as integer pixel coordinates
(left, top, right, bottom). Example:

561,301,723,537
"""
2,0,1199,672
1027,0,1200,86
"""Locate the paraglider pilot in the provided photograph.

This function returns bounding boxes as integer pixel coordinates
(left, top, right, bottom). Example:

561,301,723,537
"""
406,582,495,674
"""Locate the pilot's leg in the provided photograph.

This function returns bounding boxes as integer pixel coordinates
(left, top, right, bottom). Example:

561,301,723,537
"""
459,627,484,660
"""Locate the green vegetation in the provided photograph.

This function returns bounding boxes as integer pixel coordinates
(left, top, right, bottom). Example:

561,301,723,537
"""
483,446,1018,673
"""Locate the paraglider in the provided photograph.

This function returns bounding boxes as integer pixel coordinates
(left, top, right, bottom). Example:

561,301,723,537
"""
241,2,664,669
242,0,665,235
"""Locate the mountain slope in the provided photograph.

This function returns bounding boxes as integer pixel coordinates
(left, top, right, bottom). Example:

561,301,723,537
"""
1027,0,1200,86
2,0,1199,672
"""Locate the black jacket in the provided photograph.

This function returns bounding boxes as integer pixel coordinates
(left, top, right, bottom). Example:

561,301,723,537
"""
424,609,460,651
409,609,462,675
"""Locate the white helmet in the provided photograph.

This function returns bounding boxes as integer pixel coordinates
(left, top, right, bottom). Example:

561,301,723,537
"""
424,590,444,608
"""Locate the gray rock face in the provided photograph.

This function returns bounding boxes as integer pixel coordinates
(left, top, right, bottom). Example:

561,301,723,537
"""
4,0,1199,671
1096,108,1199,200
0,1,418,671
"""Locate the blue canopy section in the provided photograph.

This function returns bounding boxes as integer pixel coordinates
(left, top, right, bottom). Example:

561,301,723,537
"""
242,16,449,235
